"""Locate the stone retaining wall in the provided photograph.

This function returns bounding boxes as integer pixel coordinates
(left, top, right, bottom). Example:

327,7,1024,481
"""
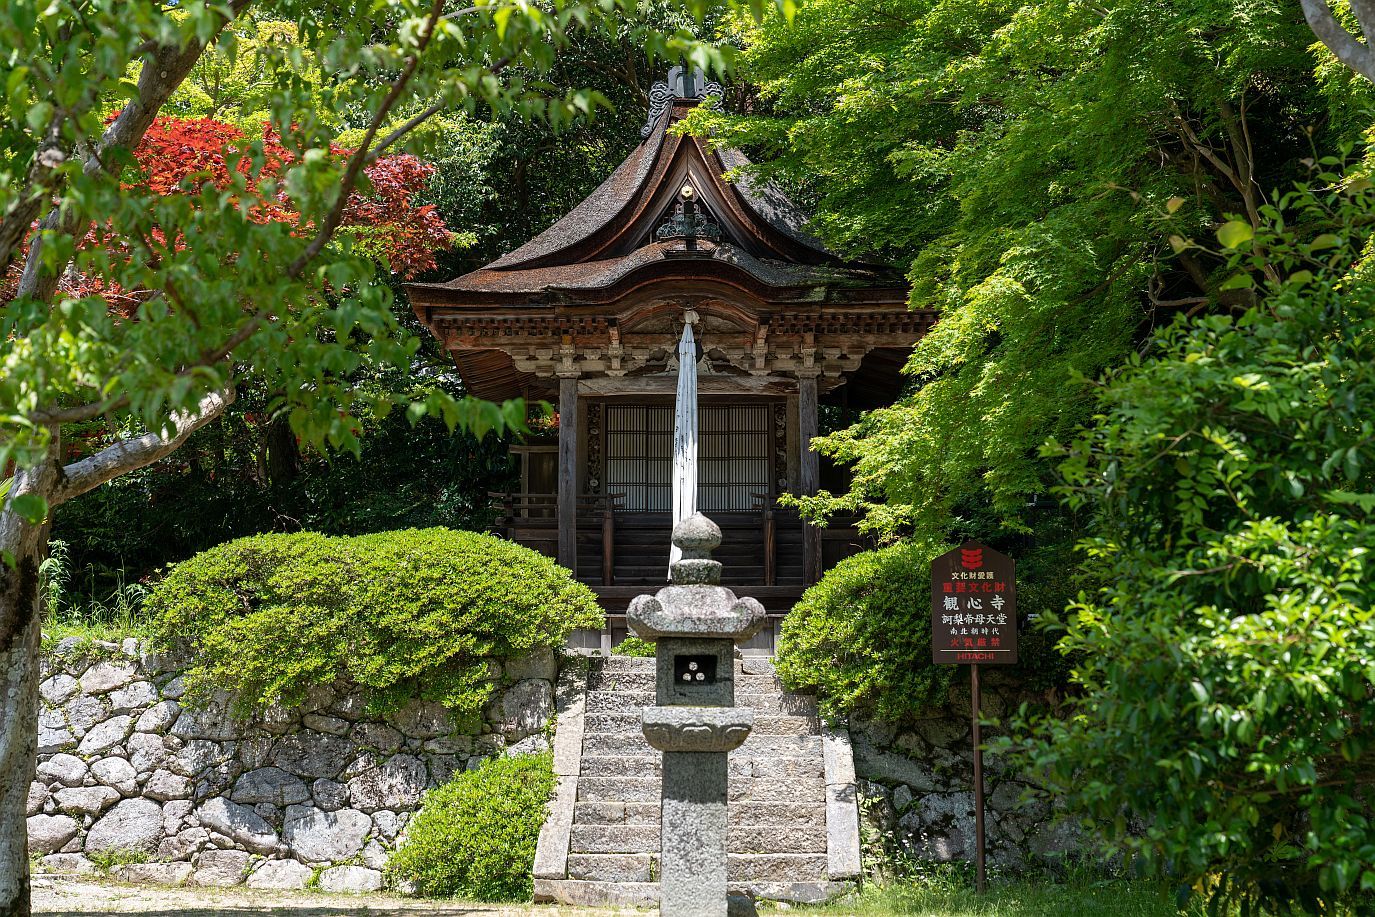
28,638,559,891
845,671,1080,874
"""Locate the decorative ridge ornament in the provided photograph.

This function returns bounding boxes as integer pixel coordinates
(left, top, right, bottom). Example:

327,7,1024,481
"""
641,65,724,138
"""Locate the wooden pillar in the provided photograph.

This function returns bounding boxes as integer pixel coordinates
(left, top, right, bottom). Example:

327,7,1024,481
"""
799,374,821,584
558,375,579,572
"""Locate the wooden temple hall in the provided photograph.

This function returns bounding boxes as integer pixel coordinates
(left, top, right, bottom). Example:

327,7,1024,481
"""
409,68,933,653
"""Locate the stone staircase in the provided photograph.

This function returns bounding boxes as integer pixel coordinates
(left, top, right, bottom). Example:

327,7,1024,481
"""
534,655,860,907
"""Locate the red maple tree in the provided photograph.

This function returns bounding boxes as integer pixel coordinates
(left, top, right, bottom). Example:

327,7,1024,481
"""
3,116,452,302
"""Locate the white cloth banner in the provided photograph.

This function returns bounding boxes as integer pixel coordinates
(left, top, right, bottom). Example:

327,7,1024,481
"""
669,316,698,576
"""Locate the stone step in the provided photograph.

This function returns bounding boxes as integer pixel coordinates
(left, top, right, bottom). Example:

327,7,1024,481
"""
580,755,661,779
582,732,656,757
536,878,853,907
728,802,827,828
578,777,661,803
599,657,656,674
728,777,826,804
583,711,647,733
737,673,785,694
588,671,657,693
736,693,817,715
728,854,830,883
730,756,826,780
750,715,822,736
728,824,828,854
566,853,656,883
574,801,661,826
585,691,654,713
733,735,823,757
570,824,660,854
583,711,819,737
533,878,658,908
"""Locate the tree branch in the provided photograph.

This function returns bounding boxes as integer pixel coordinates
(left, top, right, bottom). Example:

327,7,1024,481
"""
1302,0,1375,83
51,386,236,506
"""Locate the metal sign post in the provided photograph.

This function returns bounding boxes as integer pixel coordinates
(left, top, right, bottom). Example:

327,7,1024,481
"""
931,541,1017,895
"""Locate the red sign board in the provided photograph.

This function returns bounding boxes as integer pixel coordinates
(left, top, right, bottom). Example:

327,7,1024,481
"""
930,541,1017,665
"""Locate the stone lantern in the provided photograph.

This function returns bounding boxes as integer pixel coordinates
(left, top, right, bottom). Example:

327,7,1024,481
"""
627,513,766,917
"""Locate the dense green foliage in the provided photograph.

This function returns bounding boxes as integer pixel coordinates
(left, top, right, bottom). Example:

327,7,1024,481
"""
692,0,1374,715
145,528,601,718
386,752,556,901
611,635,657,658
777,539,1069,721
776,541,952,720
1007,173,1375,912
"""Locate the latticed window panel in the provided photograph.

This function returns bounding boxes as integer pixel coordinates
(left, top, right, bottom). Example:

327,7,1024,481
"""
605,403,770,512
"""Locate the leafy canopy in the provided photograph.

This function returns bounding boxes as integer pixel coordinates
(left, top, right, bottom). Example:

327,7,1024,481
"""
144,528,603,719
1006,164,1375,913
0,0,799,515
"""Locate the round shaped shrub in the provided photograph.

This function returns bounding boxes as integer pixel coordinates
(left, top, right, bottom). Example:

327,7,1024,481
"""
776,539,956,721
386,752,556,900
777,538,1069,721
145,528,602,718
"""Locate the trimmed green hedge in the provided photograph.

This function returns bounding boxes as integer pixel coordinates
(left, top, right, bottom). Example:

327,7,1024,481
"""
777,538,1070,721
386,752,556,900
145,528,602,718
776,540,956,721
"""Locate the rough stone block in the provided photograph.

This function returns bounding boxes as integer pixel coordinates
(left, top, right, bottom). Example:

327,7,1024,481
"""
109,680,158,712
190,849,251,886
77,715,131,756
727,854,829,883
577,777,660,804
232,767,310,807
565,853,655,883
27,814,80,854
270,733,353,780
38,853,97,875
144,770,193,801
85,798,164,854
37,753,87,787
135,700,180,734
80,661,139,694
53,785,119,815
570,824,660,854
247,858,312,890
505,647,559,682
195,797,278,854
283,805,371,863
111,862,193,886
319,865,383,893
347,754,426,812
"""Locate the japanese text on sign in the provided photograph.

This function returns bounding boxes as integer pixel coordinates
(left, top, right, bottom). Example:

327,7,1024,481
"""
930,542,1017,665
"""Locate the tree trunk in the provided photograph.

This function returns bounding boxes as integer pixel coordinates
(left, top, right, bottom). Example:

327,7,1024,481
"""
0,455,59,917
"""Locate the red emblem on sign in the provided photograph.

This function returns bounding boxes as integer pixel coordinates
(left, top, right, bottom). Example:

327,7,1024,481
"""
961,547,983,570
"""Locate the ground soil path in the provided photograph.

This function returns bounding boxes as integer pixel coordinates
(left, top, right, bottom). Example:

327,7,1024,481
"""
32,878,648,916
